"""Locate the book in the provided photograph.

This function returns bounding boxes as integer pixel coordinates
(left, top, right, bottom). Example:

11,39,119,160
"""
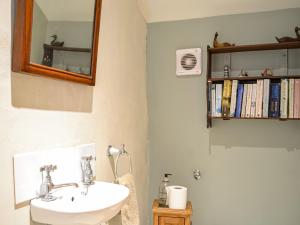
215,84,223,117
235,83,244,118
280,79,288,119
222,80,232,117
229,80,238,117
255,79,264,118
294,79,300,118
211,84,216,117
269,82,281,118
250,83,257,118
208,82,212,116
241,84,248,118
262,79,270,118
245,84,252,118
289,79,294,119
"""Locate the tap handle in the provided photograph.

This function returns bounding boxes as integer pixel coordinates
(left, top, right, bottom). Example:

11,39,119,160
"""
81,156,95,172
40,165,57,172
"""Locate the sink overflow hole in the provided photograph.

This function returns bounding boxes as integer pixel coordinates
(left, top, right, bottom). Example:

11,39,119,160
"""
71,197,75,202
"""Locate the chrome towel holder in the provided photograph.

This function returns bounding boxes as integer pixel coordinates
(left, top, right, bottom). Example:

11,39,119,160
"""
107,144,132,181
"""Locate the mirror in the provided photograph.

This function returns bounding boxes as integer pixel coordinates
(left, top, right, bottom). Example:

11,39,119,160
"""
31,0,95,76
12,0,102,85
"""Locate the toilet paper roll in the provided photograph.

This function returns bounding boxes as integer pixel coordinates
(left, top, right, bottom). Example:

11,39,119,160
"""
167,186,187,209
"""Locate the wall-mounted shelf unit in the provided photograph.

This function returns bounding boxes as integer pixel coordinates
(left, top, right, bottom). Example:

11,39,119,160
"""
42,44,92,67
43,44,92,53
209,75,300,82
206,41,300,128
208,42,300,54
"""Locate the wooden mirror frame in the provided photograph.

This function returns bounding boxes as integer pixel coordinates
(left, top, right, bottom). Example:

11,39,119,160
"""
12,0,102,86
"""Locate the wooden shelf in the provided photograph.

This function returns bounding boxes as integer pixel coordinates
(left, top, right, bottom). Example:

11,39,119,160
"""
209,75,300,82
206,41,300,128
208,41,300,54
43,44,91,53
41,44,92,68
209,116,300,121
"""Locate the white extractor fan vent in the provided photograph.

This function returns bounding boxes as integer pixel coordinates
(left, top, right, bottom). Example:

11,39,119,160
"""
176,48,202,76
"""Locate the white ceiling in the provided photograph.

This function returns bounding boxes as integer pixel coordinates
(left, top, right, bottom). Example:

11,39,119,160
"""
35,0,95,22
138,0,300,23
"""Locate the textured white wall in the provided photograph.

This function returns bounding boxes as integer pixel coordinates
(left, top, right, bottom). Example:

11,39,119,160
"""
1,0,149,225
138,0,300,22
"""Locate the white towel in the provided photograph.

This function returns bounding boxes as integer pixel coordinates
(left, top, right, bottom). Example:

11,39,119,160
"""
118,173,140,225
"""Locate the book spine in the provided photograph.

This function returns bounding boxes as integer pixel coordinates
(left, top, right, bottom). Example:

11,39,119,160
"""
262,79,270,118
211,84,216,117
241,84,248,118
294,79,300,118
280,79,288,119
289,79,294,119
215,84,223,117
275,83,281,118
245,84,252,118
230,80,238,117
269,83,280,118
250,83,257,118
208,82,212,117
255,79,263,118
235,84,244,118
222,80,232,117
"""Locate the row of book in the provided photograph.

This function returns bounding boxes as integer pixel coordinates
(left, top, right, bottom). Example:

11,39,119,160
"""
210,78,300,119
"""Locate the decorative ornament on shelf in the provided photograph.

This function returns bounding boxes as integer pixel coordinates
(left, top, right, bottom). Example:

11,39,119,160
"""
213,32,235,48
275,26,300,43
50,34,64,46
261,68,273,77
239,69,248,77
224,65,230,78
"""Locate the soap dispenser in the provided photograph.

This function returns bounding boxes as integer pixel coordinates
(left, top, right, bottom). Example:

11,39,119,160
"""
158,173,172,206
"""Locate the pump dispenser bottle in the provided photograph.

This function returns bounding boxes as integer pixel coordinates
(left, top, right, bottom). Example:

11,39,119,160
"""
158,173,172,206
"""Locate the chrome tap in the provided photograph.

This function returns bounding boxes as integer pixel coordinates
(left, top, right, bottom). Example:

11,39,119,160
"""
39,165,79,201
81,156,95,185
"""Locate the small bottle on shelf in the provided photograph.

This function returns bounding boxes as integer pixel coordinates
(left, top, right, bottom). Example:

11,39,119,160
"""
158,173,172,207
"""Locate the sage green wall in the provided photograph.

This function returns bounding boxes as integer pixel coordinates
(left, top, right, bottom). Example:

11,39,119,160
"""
147,8,300,225
30,2,48,64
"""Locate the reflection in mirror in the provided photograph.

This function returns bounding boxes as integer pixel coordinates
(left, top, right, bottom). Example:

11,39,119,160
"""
30,0,95,76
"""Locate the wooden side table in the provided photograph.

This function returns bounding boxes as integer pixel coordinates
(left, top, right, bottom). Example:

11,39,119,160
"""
152,199,192,225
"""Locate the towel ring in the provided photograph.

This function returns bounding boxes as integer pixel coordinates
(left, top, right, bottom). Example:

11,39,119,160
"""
107,145,132,181
115,150,132,181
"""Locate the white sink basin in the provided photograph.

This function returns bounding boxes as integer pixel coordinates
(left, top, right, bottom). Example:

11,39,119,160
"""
31,181,129,225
